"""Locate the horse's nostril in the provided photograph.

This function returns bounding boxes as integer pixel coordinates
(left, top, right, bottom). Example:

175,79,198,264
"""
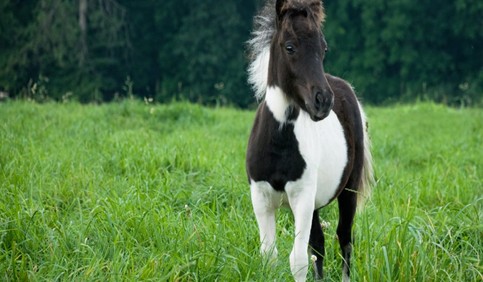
315,92,323,107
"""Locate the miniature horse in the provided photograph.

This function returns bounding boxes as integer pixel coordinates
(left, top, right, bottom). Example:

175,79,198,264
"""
246,0,374,281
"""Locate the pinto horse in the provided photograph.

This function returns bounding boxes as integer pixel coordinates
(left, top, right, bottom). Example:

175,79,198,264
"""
246,0,374,281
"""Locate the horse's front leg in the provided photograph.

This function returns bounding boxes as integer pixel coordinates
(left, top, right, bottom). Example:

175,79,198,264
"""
286,180,316,282
250,181,281,263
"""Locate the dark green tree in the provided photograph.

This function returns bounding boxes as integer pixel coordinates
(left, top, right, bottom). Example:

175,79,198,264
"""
324,0,482,105
0,0,36,95
154,0,257,106
0,0,130,102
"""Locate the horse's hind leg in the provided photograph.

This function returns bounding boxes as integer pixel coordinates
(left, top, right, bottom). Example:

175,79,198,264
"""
309,210,325,280
337,188,357,282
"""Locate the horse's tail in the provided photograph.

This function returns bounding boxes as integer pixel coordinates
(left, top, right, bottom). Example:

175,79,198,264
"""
358,104,375,209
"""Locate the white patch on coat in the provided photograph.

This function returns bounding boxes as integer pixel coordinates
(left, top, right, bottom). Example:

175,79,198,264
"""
265,86,291,124
293,110,348,209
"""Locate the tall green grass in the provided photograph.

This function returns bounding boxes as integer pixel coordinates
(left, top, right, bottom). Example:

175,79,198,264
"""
0,101,481,281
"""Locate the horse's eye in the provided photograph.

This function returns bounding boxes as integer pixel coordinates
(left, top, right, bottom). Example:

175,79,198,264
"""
285,43,295,55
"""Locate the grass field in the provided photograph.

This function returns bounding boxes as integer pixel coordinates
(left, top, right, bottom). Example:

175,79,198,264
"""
0,100,481,281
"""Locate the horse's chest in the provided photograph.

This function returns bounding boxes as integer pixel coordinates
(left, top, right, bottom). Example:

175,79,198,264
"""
294,111,348,207
247,121,306,192
247,111,348,206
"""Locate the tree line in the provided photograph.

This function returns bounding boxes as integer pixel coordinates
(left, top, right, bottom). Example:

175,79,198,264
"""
0,0,481,107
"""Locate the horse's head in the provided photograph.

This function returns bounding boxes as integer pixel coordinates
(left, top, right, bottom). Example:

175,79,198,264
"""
268,0,333,121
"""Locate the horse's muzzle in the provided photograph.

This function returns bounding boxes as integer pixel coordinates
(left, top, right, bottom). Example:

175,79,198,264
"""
309,90,333,121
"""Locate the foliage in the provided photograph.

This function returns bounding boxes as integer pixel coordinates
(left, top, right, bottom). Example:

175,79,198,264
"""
0,0,481,106
152,0,257,106
324,0,483,105
0,101,482,280
0,0,129,102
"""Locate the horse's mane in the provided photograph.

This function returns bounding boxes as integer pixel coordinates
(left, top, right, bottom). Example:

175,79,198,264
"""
247,0,325,100
247,0,276,100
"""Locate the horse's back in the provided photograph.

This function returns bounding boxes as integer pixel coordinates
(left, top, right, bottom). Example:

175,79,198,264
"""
326,74,361,115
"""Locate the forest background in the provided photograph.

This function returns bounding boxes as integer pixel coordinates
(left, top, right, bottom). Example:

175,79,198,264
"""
0,0,481,107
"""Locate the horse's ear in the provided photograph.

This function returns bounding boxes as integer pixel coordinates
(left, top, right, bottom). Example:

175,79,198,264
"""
311,1,326,24
275,0,288,20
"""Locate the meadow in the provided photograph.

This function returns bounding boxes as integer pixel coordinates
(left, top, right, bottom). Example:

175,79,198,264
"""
0,100,481,281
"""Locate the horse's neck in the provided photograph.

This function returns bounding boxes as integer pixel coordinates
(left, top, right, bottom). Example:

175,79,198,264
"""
265,86,291,124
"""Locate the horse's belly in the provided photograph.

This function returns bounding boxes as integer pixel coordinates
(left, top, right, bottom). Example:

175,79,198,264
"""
294,110,348,209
